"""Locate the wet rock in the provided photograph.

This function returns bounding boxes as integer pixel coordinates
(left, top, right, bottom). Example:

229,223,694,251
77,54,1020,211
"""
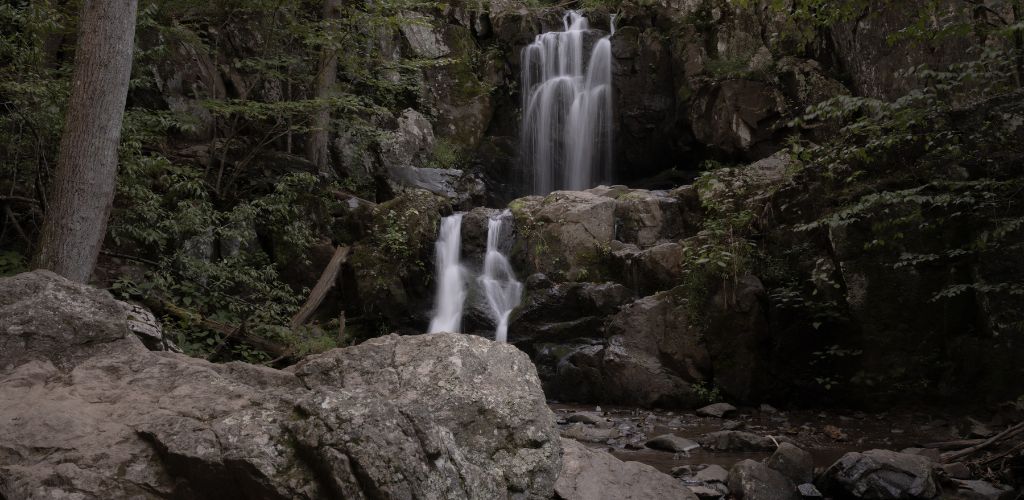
728,459,800,500
821,449,939,499
563,423,621,443
510,190,616,276
555,438,698,500
694,464,730,484
944,479,1015,500
767,442,814,484
689,79,786,159
823,425,849,442
688,483,730,499
0,271,561,499
701,275,771,402
604,288,712,386
700,431,792,452
540,338,704,408
697,402,737,418
380,108,435,168
645,434,700,453
797,483,823,498
509,281,633,344
939,462,971,480
723,420,744,430
120,301,180,353
902,447,942,463
567,412,607,426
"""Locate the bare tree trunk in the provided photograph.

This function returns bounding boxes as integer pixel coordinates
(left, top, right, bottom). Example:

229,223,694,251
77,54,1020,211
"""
305,0,343,175
1013,0,1024,87
34,0,139,282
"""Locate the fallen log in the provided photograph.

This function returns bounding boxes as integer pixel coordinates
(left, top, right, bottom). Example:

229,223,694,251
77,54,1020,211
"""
942,422,1024,463
289,245,350,329
147,299,291,359
921,438,987,450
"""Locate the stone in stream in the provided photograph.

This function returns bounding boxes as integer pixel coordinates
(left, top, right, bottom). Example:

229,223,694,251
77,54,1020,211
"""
767,442,814,484
728,459,800,500
645,434,700,452
697,402,737,418
694,464,730,483
722,420,744,430
555,438,698,500
563,422,621,443
820,449,939,499
699,430,794,452
567,411,608,426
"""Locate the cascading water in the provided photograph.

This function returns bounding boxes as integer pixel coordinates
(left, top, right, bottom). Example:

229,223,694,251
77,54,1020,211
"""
521,11,614,195
427,214,467,333
477,211,523,342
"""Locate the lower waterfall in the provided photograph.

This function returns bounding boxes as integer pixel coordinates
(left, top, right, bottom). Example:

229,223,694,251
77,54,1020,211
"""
427,214,467,333
477,211,523,342
426,211,522,341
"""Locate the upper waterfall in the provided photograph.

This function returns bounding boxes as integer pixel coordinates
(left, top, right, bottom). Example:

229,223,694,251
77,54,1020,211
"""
521,11,614,195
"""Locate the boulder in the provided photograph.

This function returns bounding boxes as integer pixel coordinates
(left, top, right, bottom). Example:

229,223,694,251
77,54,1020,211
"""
645,434,700,453
510,190,617,277
821,449,939,499
728,459,800,500
767,442,814,484
0,271,561,499
689,79,787,160
605,288,712,384
541,340,703,408
380,108,435,169
554,438,698,500
509,281,633,344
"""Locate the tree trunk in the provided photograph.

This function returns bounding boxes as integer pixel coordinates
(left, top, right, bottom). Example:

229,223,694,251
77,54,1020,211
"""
1013,0,1024,87
34,0,139,283
305,0,343,175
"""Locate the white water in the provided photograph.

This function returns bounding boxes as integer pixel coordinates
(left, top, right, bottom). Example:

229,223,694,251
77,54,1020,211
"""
521,11,614,195
427,214,467,333
477,211,523,342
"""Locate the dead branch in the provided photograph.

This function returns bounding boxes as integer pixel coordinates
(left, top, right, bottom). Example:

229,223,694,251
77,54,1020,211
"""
147,298,291,359
289,245,349,329
922,438,987,450
942,422,1024,463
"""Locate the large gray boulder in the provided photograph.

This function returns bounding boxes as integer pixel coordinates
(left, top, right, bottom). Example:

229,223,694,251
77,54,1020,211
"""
821,449,939,499
0,271,561,499
555,438,698,500
728,459,800,500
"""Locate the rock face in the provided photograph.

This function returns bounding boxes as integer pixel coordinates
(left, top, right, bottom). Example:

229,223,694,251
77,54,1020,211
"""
555,438,698,500
0,271,561,499
503,185,778,407
821,449,939,500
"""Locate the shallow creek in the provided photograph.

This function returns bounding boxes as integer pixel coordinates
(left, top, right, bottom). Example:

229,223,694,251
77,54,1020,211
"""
550,403,961,474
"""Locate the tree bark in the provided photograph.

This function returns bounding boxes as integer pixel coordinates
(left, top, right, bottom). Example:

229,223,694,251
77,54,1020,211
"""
34,0,139,283
305,0,343,175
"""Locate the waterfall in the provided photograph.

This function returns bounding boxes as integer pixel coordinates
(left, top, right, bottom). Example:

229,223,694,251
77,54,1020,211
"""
521,11,614,195
477,211,523,342
428,214,467,333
